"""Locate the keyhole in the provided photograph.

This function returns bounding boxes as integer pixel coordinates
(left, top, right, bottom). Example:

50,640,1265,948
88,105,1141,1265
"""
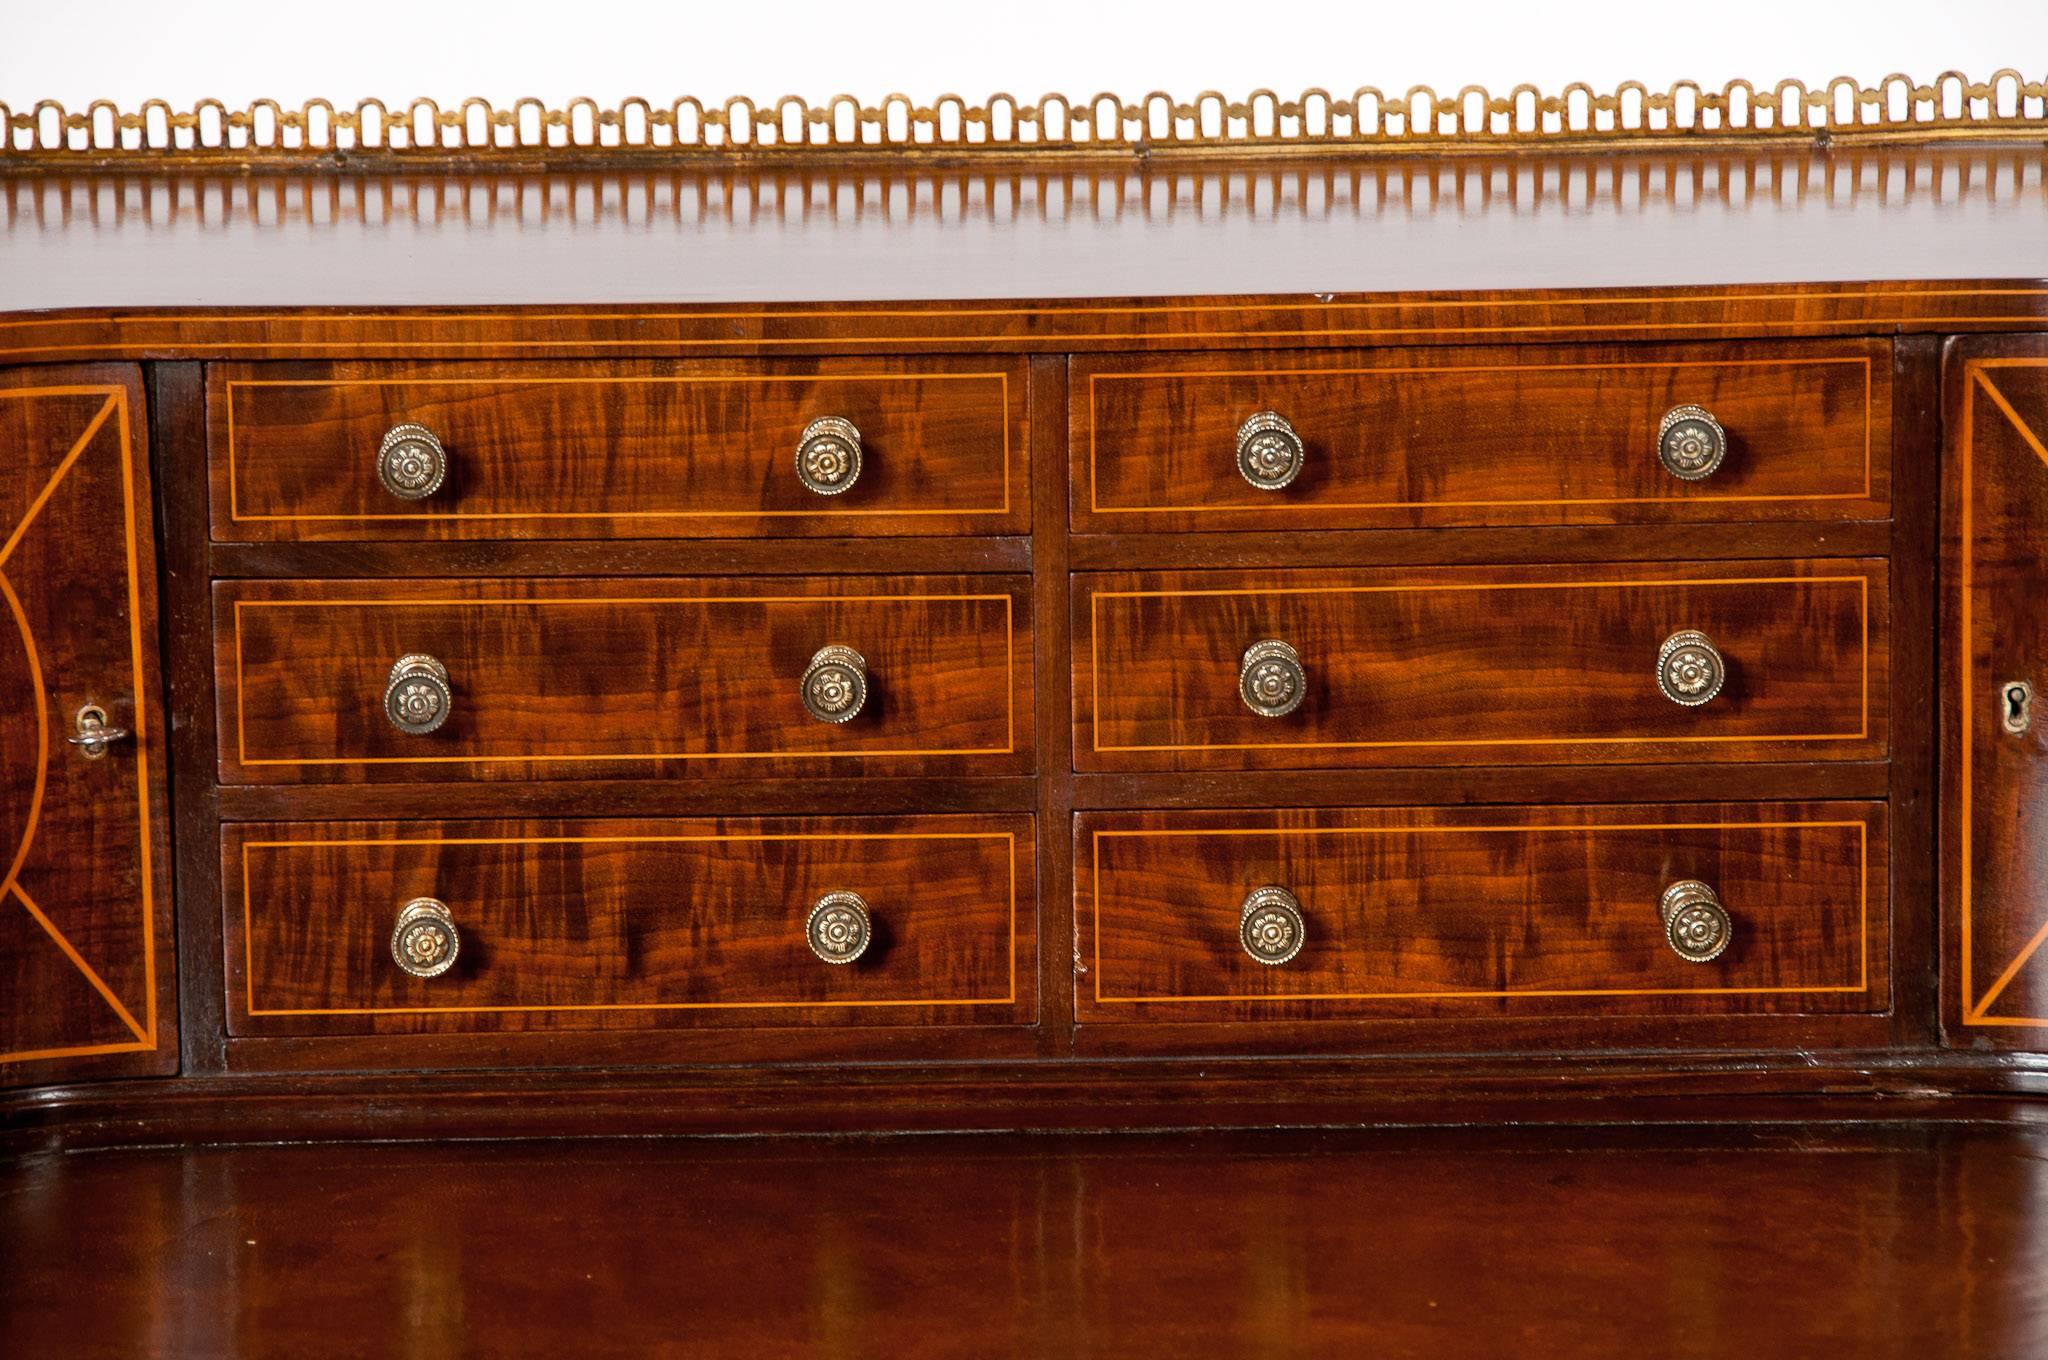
2002,680,2034,736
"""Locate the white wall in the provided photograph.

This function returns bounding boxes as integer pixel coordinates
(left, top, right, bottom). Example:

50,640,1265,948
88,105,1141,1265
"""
2,0,2044,108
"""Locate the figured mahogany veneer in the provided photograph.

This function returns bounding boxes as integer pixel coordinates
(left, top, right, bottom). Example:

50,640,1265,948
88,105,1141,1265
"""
1944,344,2048,1043
214,574,1032,782
1077,803,1886,1028
1076,560,1887,771
208,358,1030,541
1074,341,1891,532
223,815,1035,1038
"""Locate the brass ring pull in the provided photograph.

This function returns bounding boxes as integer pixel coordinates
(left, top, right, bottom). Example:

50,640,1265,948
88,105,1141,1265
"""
1657,630,1726,707
1236,410,1304,490
795,416,863,496
801,645,868,724
385,653,453,735
1240,639,1306,718
390,897,460,978
1240,886,1306,965
65,703,131,759
1657,404,1727,481
1659,880,1732,963
378,423,448,500
807,890,873,964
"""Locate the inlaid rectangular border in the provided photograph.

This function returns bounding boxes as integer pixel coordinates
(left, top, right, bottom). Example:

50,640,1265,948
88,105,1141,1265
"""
1955,357,2048,1027
1085,572,1872,755
1088,817,1873,1005
0,384,160,1065
223,369,1016,524
228,588,1020,767
1084,354,1876,515
237,828,1021,1018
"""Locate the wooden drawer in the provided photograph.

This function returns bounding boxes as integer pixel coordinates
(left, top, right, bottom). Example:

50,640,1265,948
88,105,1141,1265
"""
209,358,1029,540
217,575,1030,782
1075,560,1885,771
1072,341,1889,532
223,816,1034,1037
1077,803,1887,1026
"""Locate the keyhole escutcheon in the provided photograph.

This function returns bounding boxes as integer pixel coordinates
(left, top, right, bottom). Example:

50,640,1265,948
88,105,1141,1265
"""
2001,680,2034,736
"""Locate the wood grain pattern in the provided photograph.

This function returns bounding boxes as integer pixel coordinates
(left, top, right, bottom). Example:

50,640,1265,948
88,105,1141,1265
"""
8,1126,2048,1360
215,574,1032,782
1076,560,1888,771
1944,344,2048,1045
209,358,1029,541
0,365,176,1087
1073,340,1890,531
1078,802,1886,1028
223,815,1035,1038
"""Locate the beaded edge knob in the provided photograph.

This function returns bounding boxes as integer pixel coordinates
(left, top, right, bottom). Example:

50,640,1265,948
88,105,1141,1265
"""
795,416,864,496
806,890,873,964
801,644,869,724
1235,410,1305,491
1239,885,1307,965
1659,879,1732,964
1656,630,1726,708
390,897,460,979
384,653,453,735
1656,404,1727,481
378,422,449,500
1239,639,1307,718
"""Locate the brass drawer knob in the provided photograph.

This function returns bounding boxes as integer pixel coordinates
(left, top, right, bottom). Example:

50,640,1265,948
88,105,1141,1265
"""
390,897,460,978
1240,639,1306,718
378,422,449,500
1657,404,1727,481
1659,880,1732,964
1236,410,1305,491
801,644,869,723
807,890,873,964
385,653,453,735
1657,630,1726,707
1240,886,1306,965
795,416,863,496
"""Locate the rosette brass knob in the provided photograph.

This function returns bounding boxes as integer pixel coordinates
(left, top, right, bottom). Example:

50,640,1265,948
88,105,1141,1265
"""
1240,639,1306,719
390,897,460,978
378,422,449,501
795,416,863,496
384,653,452,735
801,645,868,724
1236,411,1305,491
1659,880,1732,964
1657,630,1726,708
1240,886,1306,965
806,890,873,964
1657,404,1727,481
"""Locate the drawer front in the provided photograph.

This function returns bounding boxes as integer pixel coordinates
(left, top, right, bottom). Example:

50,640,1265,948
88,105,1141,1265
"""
224,816,1035,1036
210,358,1028,540
1078,803,1886,1024
1073,341,1889,531
217,575,1030,782
1076,560,1885,771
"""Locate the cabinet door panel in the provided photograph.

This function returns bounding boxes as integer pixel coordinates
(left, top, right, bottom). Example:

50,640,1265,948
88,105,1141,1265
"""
1945,339,2048,1044
0,365,175,1084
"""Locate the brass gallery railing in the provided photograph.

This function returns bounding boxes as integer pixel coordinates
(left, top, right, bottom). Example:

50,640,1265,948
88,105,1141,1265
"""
1,74,2046,166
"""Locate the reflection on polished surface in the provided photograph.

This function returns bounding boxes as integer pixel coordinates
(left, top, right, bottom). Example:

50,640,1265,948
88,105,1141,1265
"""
4,148,2046,307
4,1122,2046,1358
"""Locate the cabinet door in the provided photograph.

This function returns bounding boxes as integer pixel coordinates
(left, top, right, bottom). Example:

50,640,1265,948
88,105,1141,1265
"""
0,366,175,1083
1945,338,2048,1044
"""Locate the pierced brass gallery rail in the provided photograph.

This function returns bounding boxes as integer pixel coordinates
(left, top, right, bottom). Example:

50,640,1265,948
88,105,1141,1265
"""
2,73,2045,167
